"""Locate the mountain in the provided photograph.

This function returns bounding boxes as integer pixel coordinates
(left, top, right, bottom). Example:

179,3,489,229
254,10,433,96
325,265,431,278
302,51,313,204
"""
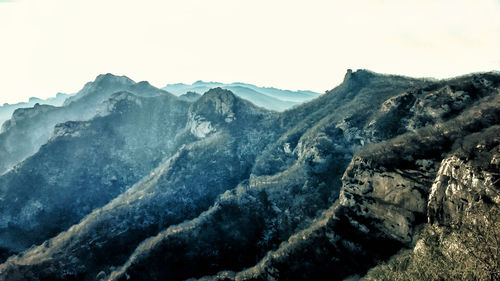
0,91,190,261
0,74,172,175
163,81,320,111
0,93,70,127
0,70,499,281
178,91,202,102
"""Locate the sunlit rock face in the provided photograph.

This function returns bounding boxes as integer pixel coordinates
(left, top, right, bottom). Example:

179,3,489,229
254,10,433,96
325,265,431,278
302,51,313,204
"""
0,71,499,281
428,135,500,226
340,156,437,243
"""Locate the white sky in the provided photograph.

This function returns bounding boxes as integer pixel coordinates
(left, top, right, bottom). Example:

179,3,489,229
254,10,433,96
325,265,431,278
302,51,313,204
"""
0,0,499,104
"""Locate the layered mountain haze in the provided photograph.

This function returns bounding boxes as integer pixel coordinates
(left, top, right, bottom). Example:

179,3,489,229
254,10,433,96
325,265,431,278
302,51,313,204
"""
0,91,190,260
163,81,320,111
0,70,499,281
0,93,71,127
0,74,172,176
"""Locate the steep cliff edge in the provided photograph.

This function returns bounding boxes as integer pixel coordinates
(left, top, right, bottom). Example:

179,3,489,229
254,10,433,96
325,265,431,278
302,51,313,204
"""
363,126,500,281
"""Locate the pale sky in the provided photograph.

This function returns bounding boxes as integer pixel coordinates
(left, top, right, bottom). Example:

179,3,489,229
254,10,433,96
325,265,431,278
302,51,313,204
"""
0,0,499,104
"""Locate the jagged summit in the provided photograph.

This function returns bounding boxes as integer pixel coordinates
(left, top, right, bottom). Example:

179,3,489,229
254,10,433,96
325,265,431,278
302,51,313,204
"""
187,88,244,137
198,87,236,102
191,87,267,122
187,88,278,138
341,69,404,86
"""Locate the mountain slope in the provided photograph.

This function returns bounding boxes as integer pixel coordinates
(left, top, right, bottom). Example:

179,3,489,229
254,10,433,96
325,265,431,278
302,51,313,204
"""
0,88,280,280
108,71,500,281
0,70,499,281
0,92,189,262
0,74,172,175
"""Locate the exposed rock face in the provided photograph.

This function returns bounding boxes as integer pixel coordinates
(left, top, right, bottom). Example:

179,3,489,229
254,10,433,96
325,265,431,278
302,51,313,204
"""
428,132,500,226
0,70,499,281
340,157,437,243
360,126,500,281
190,88,238,124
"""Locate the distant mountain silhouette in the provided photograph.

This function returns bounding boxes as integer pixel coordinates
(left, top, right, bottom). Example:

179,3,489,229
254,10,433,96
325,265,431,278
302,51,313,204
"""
163,81,320,111
0,93,70,127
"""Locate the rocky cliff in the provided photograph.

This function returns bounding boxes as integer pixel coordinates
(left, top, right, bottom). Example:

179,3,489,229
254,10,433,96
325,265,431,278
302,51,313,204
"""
362,126,500,281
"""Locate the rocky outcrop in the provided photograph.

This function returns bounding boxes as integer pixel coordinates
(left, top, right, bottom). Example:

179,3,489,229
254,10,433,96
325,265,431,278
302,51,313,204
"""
360,127,500,281
340,157,437,243
428,129,500,226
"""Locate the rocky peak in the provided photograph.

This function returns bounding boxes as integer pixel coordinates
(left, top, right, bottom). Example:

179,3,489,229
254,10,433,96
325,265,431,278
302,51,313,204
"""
186,88,237,138
188,88,238,132
193,87,237,120
63,73,135,106
342,69,376,85
94,73,135,86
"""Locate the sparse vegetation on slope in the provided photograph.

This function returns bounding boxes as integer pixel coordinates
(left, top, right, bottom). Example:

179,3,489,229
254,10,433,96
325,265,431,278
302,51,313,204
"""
0,70,499,281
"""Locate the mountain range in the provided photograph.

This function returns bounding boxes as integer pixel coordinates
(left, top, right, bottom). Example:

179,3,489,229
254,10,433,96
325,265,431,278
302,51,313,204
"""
163,81,320,111
0,70,498,281
0,93,70,127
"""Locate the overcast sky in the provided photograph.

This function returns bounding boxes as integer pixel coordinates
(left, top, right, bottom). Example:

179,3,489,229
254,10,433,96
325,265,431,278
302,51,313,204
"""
0,0,499,104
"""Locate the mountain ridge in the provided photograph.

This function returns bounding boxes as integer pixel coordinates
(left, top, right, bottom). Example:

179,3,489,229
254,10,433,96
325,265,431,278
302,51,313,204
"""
163,80,320,111
0,70,498,281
